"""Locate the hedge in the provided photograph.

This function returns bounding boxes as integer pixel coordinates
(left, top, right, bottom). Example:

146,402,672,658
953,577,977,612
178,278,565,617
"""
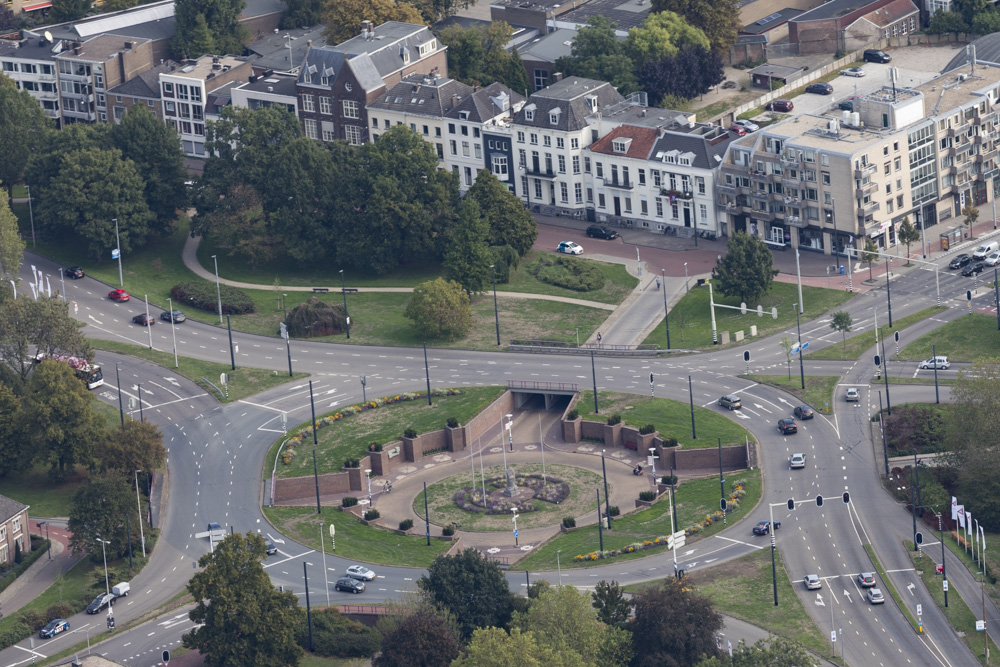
170,281,256,315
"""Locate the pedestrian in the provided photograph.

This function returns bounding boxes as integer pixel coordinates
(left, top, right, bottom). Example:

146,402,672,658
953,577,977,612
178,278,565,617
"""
655,276,661,290
596,332,602,344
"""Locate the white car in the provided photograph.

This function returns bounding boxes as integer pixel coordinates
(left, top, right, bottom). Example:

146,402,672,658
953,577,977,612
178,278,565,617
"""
790,453,806,469
845,387,860,402
840,67,867,77
986,251,1000,266
867,588,885,604
918,356,949,370
346,565,376,581
557,241,583,255
733,119,759,133
804,574,822,590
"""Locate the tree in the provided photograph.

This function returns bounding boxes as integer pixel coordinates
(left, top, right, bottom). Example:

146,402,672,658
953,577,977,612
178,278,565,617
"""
0,380,25,476
928,10,969,33
172,0,250,60
281,0,324,28
467,170,537,255
897,216,921,264
953,0,989,25
555,17,638,93
0,74,50,204
49,0,90,22
409,0,472,21
626,12,709,64
445,199,493,294
36,148,152,261
184,531,305,666
0,199,25,285
322,0,424,44
970,8,1000,34
829,311,853,352
417,547,515,640
100,420,167,476
628,580,723,667
196,183,280,271
713,232,775,304
452,627,575,667
20,360,105,479
110,105,188,236
963,204,979,240
860,237,880,281
374,608,462,667
0,296,90,384
438,22,527,90
640,46,724,105
696,637,817,666
68,474,136,558
779,335,793,380
297,606,380,658
404,278,471,340
24,123,109,201
592,580,631,627
649,0,742,52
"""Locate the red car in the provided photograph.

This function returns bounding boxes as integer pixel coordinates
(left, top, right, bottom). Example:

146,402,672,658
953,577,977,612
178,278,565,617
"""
108,289,130,302
766,99,794,113
729,124,748,136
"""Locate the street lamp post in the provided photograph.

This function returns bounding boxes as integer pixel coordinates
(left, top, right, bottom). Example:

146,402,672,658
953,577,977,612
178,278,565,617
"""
339,269,350,339
211,255,223,324
134,470,146,557
364,469,372,506
512,507,520,546
96,537,111,595
360,375,367,404
794,302,805,390
167,297,178,368
661,269,671,349
281,293,287,322
557,549,562,585
491,264,500,346
144,295,153,349
25,184,35,249
113,218,123,287
684,262,689,294
601,450,611,529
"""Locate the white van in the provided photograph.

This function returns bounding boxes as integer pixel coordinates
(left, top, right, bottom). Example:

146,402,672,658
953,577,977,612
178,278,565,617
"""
973,241,998,260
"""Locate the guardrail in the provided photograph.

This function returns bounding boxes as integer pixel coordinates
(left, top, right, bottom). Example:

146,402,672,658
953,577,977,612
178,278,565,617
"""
506,380,579,392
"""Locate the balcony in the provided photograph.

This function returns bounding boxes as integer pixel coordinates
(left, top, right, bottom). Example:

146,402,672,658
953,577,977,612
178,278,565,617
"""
948,122,971,137
660,187,692,199
949,160,974,176
767,171,783,183
725,202,740,214
785,215,807,228
721,162,751,176
525,166,557,179
716,183,736,195
603,178,634,191
780,157,799,168
859,181,877,195
857,201,880,217
854,164,877,179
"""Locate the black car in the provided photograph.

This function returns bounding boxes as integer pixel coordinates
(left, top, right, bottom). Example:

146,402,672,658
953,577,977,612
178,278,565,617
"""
132,313,155,326
86,592,115,614
586,225,619,240
863,49,892,63
950,254,972,269
160,310,186,323
753,520,780,535
962,261,986,276
765,99,794,112
335,576,365,594
793,405,814,420
777,418,798,435
64,266,85,279
805,82,833,95
839,96,859,111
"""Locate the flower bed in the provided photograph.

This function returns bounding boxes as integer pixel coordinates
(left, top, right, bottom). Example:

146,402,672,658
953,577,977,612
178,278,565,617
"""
453,474,570,515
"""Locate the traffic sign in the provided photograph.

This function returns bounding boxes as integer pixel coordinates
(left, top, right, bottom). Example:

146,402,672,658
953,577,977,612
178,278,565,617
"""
112,249,120,260
977,620,986,631
513,529,519,538
917,603,923,616
831,630,837,643
943,580,949,591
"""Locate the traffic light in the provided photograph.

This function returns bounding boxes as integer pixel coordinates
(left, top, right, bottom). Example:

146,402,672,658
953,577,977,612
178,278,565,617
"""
843,492,851,504
787,498,795,511
721,498,728,511
816,495,824,507
743,350,751,362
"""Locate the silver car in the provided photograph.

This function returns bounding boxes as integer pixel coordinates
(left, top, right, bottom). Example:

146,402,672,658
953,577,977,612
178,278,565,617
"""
918,356,949,370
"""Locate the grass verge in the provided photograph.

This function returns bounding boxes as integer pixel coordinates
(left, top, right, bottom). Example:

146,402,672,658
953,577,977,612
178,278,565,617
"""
898,313,1000,362
0,465,88,517
865,543,919,631
516,469,761,570
262,505,450,568
91,340,308,403
0,558,99,638
643,281,852,350
742,375,840,415
807,306,947,360
576,390,754,450
885,376,956,386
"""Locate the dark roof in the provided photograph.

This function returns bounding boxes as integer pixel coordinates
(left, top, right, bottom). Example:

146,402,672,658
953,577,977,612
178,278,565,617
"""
236,73,298,97
0,34,61,61
749,63,804,79
245,25,328,73
368,73,473,117
0,494,27,524
791,0,880,22
650,122,736,170
297,47,351,89
742,8,803,34
557,0,652,31
447,82,525,122
107,58,180,97
735,34,769,45
514,77,625,132
518,28,579,64
944,34,1000,72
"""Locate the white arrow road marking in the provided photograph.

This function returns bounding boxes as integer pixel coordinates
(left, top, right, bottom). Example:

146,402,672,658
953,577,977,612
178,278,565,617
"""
267,533,285,544
89,315,103,325
778,397,794,406
735,412,752,420
816,593,826,607
754,403,772,413
843,589,852,603
907,583,915,596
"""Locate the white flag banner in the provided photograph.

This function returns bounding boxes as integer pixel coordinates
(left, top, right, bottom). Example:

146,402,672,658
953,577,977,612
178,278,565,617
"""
980,524,986,558
29,282,37,300
967,512,972,540
45,275,51,297
957,505,966,529
952,496,959,521
973,519,979,561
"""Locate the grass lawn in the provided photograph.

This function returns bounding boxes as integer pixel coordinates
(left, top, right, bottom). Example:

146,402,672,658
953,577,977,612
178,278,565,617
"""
262,505,450,568
936,527,1000,612
643,281,852,350
806,306,947,360
682,548,831,659
898,313,1000,362
910,545,1000,664
516,469,761,570
273,386,505,479
576,391,754,449
300,656,370,667
501,250,638,305
886,376,955,386
0,558,101,636
743,375,840,415
0,464,88,517
91,340,309,402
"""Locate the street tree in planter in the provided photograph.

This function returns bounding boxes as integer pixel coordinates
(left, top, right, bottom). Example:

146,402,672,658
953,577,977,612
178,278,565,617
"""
897,216,921,264
860,237,880,281
963,204,979,240
829,310,853,352
713,231,775,304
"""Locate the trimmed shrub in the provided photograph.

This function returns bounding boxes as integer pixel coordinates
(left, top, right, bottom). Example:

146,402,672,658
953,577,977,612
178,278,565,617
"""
367,442,383,452
567,409,580,420
661,475,677,485
608,505,620,517
399,519,414,531
606,414,622,426
341,496,358,508
45,603,74,622
530,254,605,291
639,491,657,502
404,428,418,438
446,417,460,428
639,424,656,435
562,516,576,528
16,609,45,631
364,509,380,521
343,458,360,468
287,297,347,338
170,281,255,315
297,607,381,658
442,523,456,536
662,437,679,448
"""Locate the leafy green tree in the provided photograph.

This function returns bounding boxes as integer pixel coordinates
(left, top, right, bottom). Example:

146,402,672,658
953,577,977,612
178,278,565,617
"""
322,0,425,44
418,547,515,640
970,8,1000,33
0,296,90,383
829,311,853,352
953,0,990,25
962,204,979,240
184,531,305,666
860,237,880,281
68,473,136,558
25,123,109,201
0,380,25,476
779,335,793,380
21,360,105,478
445,199,493,294
629,579,723,667
102,0,140,11
713,231,775,305
50,0,90,22
897,215,921,264
592,580,631,627
452,627,576,667
928,9,969,33
171,0,250,60
297,606,380,658
695,637,817,666
281,0,324,28
36,148,152,261
946,359,1000,527
639,46,724,104
507,46,530,95
404,278,471,341
555,17,638,93
100,420,167,477
650,0,741,52
467,170,537,255
626,11,709,63
0,74,50,203
409,0,472,21
438,22,527,90
0,199,25,285
110,105,187,236
374,608,461,667
196,183,280,271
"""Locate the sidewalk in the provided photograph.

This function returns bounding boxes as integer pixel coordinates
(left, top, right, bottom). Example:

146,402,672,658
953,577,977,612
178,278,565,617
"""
0,519,80,617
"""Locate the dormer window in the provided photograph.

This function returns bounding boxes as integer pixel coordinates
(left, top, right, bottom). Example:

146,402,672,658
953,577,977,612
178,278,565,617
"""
549,108,561,125
459,110,470,120
585,95,598,113
612,138,632,154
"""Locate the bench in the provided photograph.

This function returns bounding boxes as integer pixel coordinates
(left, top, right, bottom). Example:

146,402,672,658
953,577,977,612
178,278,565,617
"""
312,287,330,293
342,287,359,294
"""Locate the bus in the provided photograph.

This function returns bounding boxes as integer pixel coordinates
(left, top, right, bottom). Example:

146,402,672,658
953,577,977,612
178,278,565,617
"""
33,353,104,390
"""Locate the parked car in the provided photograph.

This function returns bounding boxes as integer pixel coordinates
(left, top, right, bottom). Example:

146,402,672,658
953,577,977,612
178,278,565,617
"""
586,225,619,240
793,405,814,420
86,592,115,614
733,119,760,132
64,266,85,279
346,565,377,581
845,387,860,402
753,520,780,535
132,313,155,326
863,49,892,63
839,96,859,111
777,418,798,435
790,453,806,469
839,67,867,77
556,241,583,255
805,82,834,95
108,289,130,302
986,251,1000,266
335,577,366,593
718,394,742,410
160,310,186,323
804,574,822,590
40,619,70,638
867,588,885,604
858,572,876,587
949,254,972,269
766,99,794,112
962,261,986,276
918,356,950,370
729,124,747,136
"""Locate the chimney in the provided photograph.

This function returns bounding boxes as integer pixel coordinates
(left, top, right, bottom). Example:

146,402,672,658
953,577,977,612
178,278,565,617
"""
552,71,563,83
268,86,274,92
362,20,374,39
452,94,458,108
124,41,133,50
